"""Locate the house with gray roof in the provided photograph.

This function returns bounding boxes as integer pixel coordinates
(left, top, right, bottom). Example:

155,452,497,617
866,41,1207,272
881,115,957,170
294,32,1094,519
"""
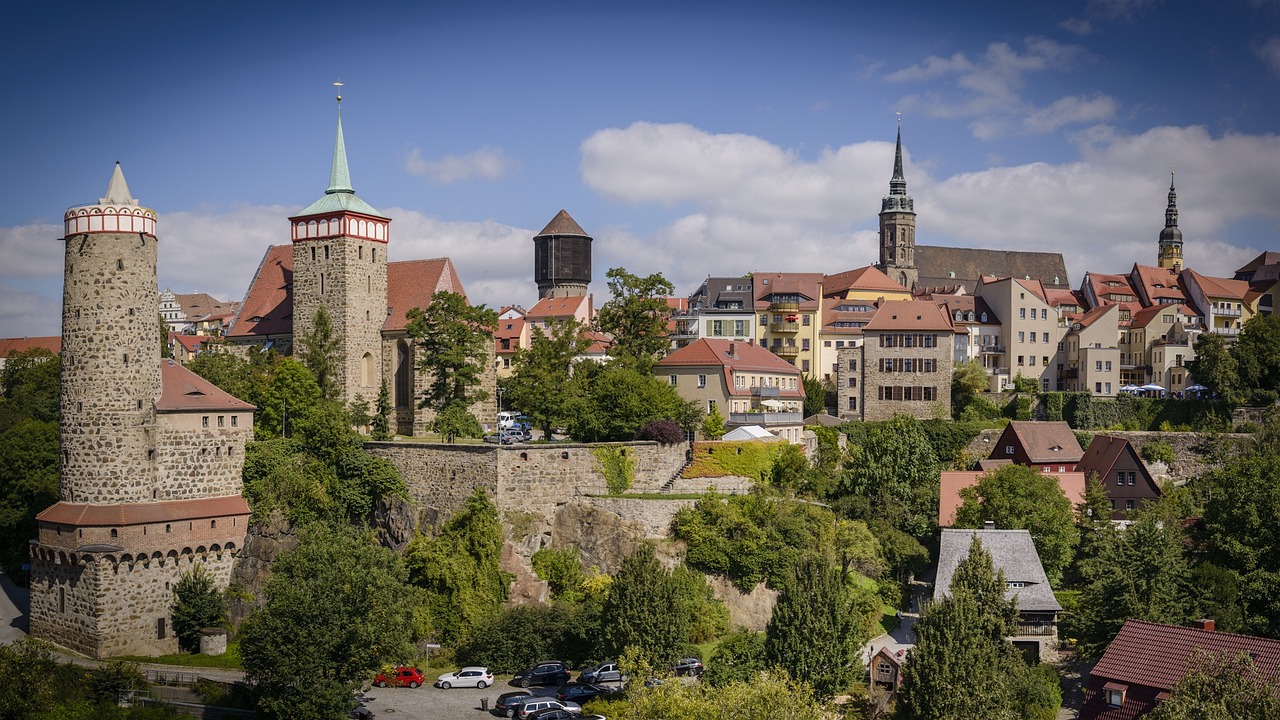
933,527,1063,661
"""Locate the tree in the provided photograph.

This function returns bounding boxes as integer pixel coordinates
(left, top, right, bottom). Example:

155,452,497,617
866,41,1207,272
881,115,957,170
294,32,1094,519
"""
1147,650,1280,720
171,563,227,653
1233,313,1280,398
601,544,688,667
948,537,1017,640
371,379,392,441
257,359,322,439
801,374,827,418
838,416,940,539
951,358,988,413
431,400,484,443
765,555,868,700
187,345,275,411
594,267,675,369
1188,333,1241,403
405,291,497,413
505,319,592,439
159,314,173,359
704,630,767,687
1069,474,1120,585
567,363,698,442
0,419,58,577
296,307,343,401
404,489,510,646
953,464,1079,584
700,409,726,440
0,347,60,429
239,524,418,720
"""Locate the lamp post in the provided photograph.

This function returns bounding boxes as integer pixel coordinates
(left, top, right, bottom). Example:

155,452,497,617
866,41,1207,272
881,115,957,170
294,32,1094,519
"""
497,385,504,412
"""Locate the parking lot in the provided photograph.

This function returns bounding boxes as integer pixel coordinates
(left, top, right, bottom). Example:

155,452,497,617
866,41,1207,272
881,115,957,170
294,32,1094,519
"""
358,682,564,719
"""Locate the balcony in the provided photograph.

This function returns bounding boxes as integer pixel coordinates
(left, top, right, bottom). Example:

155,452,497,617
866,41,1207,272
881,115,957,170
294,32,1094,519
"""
1012,623,1058,638
1216,307,1242,318
1212,326,1241,337
751,385,781,397
729,411,803,426
1152,337,1189,347
768,301,800,313
979,345,1006,355
771,344,800,359
769,321,800,333
1058,368,1078,380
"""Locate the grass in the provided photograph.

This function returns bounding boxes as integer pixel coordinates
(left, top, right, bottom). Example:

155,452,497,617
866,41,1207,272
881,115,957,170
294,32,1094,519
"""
116,641,243,669
587,492,710,500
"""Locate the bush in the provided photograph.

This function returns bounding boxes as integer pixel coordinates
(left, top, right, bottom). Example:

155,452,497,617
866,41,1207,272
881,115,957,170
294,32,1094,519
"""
593,446,637,495
684,441,782,480
704,630,766,687
1140,439,1177,466
456,603,599,673
172,564,228,653
636,419,686,445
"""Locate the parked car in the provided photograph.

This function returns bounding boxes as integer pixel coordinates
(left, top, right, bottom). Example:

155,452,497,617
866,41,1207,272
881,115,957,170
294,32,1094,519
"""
525,709,589,720
495,690,534,715
517,699,581,719
578,661,622,684
483,428,526,445
374,666,424,688
556,682,618,703
672,657,704,677
512,661,571,688
434,666,493,689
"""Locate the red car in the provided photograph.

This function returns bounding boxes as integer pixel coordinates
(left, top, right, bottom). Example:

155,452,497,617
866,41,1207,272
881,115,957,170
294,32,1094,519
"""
374,666,424,688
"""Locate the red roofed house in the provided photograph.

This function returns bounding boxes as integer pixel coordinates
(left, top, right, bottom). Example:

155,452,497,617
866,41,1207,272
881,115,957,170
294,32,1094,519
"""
754,271,824,375
0,336,61,374
1061,303,1121,396
1078,435,1162,521
1182,268,1253,343
986,421,1084,473
167,333,214,365
1081,619,1280,719
836,299,955,421
656,338,806,443
493,307,530,377
226,101,489,436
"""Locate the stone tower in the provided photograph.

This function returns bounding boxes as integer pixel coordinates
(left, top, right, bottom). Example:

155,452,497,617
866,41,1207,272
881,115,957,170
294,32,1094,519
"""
31,165,253,658
533,209,592,299
1157,172,1184,271
878,124,918,290
290,92,390,405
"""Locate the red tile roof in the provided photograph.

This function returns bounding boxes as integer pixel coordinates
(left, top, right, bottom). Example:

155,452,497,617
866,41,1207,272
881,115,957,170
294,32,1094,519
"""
1083,619,1280,720
169,334,212,353
384,258,464,332
658,338,801,375
495,317,527,341
37,495,251,527
157,359,255,411
939,470,1085,526
1130,264,1187,305
823,265,908,295
753,272,824,310
863,300,954,332
1183,269,1250,301
0,336,62,357
527,294,591,322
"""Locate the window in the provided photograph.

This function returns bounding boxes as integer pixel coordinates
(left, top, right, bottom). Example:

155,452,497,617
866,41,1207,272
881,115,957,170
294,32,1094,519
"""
1126,499,1135,510
760,314,768,326
848,378,856,388
1041,309,1048,320
1030,332,1037,343
1105,382,1112,394
1007,581,1025,589
711,320,723,336
157,618,166,640
1018,332,1025,343
217,415,225,428
1019,308,1026,319
372,248,377,261
801,359,810,372
1106,686,1126,708
1043,332,1049,343
1095,361,1103,372
1096,382,1103,394
1018,356,1024,366
707,399,716,414
202,416,209,428
1117,471,1125,486
697,374,707,388
802,315,810,326
801,339,810,350
668,375,678,386
1043,379,1050,391
1105,361,1112,372
1127,471,1136,485
1005,445,1014,454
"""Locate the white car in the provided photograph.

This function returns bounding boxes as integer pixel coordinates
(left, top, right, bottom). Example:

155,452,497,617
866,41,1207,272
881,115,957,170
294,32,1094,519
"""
516,699,581,719
434,666,494,689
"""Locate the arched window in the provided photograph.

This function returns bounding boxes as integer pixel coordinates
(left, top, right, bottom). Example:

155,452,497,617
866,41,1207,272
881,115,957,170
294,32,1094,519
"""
395,341,412,409
362,352,375,387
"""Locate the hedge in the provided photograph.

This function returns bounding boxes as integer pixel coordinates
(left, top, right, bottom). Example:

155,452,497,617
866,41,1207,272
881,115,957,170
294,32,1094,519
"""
1036,392,1233,432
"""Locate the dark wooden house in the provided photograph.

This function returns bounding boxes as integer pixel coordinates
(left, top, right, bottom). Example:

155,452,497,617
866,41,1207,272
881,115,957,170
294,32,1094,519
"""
1078,435,1162,521
985,421,1084,473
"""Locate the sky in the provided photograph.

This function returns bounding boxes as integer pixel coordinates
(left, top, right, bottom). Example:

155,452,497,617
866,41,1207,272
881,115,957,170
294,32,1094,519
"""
3,0,1280,338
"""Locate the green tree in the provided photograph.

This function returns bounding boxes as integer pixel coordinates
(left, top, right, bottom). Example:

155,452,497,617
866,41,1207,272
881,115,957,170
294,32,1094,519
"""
371,379,392,441
296,307,343,401
765,555,868,700
405,489,510,646
1188,332,1241,403
601,544,688,667
0,347,61,428
505,318,591,439
703,630,767,687
700,408,726,440
1069,474,1120,584
593,267,675,369
431,400,484,443
159,314,173,359
948,537,1018,639
1068,508,1196,660
187,345,276,410
257,358,322,439
567,363,698,442
532,547,587,603
405,290,498,413
239,524,418,720
951,358,988,414
171,564,227,653
0,419,59,577
838,415,940,539
671,564,730,644
801,374,827,417
1147,650,1280,720
1233,313,1280,397
954,464,1079,584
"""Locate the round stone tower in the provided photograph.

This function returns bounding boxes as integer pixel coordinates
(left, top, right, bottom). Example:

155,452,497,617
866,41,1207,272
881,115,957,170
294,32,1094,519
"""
533,209,592,299
60,163,160,503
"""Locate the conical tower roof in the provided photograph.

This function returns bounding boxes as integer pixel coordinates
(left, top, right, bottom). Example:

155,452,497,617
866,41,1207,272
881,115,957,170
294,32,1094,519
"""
535,209,590,238
101,162,138,205
295,98,387,219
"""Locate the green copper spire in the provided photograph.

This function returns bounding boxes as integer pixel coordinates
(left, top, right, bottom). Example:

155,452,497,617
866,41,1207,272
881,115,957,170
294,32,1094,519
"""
327,93,353,195
294,85,388,220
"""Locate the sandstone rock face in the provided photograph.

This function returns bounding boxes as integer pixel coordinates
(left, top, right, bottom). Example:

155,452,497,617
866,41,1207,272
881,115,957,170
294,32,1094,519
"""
705,575,778,632
370,494,417,552
227,516,298,630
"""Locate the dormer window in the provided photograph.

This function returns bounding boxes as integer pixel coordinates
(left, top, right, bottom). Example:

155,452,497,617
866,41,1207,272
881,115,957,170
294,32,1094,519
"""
1104,683,1128,708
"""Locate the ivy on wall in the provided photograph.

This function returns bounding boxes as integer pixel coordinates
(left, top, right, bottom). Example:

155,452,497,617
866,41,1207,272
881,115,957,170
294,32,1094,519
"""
593,445,637,495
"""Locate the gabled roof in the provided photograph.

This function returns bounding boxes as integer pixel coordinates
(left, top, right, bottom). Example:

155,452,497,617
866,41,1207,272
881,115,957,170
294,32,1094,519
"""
1070,303,1117,331
37,496,251,527
939,471,1086,527
384,258,464,332
1045,288,1085,310
863,300,954,332
494,317,527,341
0,336,61,357
752,272,824,310
823,265,908,296
1091,619,1280,692
157,359,255,412
226,245,294,339
1128,304,1196,330
998,421,1084,463
1183,269,1250,301
1077,436,1162,496
172,292,236,320
934,529,1062,612
526,294,591,322
915,246,1069,293
535,209,589,237
657,338,801,375
1235,251,1280,278
168,334,212,353
1129,264,1187,306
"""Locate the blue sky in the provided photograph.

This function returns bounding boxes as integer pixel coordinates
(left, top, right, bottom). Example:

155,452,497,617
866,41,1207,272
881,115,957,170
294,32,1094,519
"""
3,0,1280,337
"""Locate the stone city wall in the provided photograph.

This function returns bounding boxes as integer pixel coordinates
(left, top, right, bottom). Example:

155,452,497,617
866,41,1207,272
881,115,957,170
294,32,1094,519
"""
155,417,252,500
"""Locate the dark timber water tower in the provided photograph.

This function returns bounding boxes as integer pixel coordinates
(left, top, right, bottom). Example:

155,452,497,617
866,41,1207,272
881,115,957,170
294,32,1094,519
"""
533,209,592,299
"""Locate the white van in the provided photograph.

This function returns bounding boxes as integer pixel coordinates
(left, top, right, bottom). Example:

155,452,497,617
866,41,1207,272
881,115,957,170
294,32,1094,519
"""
498,411,519,429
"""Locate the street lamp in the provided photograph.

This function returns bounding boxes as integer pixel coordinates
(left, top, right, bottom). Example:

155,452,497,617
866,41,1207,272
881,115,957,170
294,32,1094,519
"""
497,385,504,412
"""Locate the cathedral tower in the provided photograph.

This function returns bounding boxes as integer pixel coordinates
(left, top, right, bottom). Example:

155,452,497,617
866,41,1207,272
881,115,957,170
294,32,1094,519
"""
533,209,592,299
290,91,390,404
59,162,161,502
1157,172,1184,271
877,124,918,290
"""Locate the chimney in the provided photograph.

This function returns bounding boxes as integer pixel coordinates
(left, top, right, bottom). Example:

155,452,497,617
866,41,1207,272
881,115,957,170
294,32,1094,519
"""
983,520,996,530
1192,618,1215,632
728,342,736,358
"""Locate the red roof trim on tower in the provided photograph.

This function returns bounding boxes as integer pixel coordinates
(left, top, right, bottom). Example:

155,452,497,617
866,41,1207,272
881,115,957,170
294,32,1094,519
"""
37,496,251,527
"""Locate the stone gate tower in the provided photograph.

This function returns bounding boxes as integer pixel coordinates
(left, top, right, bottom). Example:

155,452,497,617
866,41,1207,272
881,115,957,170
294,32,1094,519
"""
30,165,253,658
533,209,592,299
290,92,390,406
877,124,918,290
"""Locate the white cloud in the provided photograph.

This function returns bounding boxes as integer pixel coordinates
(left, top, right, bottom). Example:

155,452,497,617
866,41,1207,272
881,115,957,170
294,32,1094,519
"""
1254,36,1280,77
404,146,516,184
1059,18,1094,35
885,38,1116,139
0,284,60,338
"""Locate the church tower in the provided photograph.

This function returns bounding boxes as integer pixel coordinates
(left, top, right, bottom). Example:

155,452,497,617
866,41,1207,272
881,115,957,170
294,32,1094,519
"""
290,89,390,405
533,209,593,299
1157,172,1184,271
878,124,918,290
